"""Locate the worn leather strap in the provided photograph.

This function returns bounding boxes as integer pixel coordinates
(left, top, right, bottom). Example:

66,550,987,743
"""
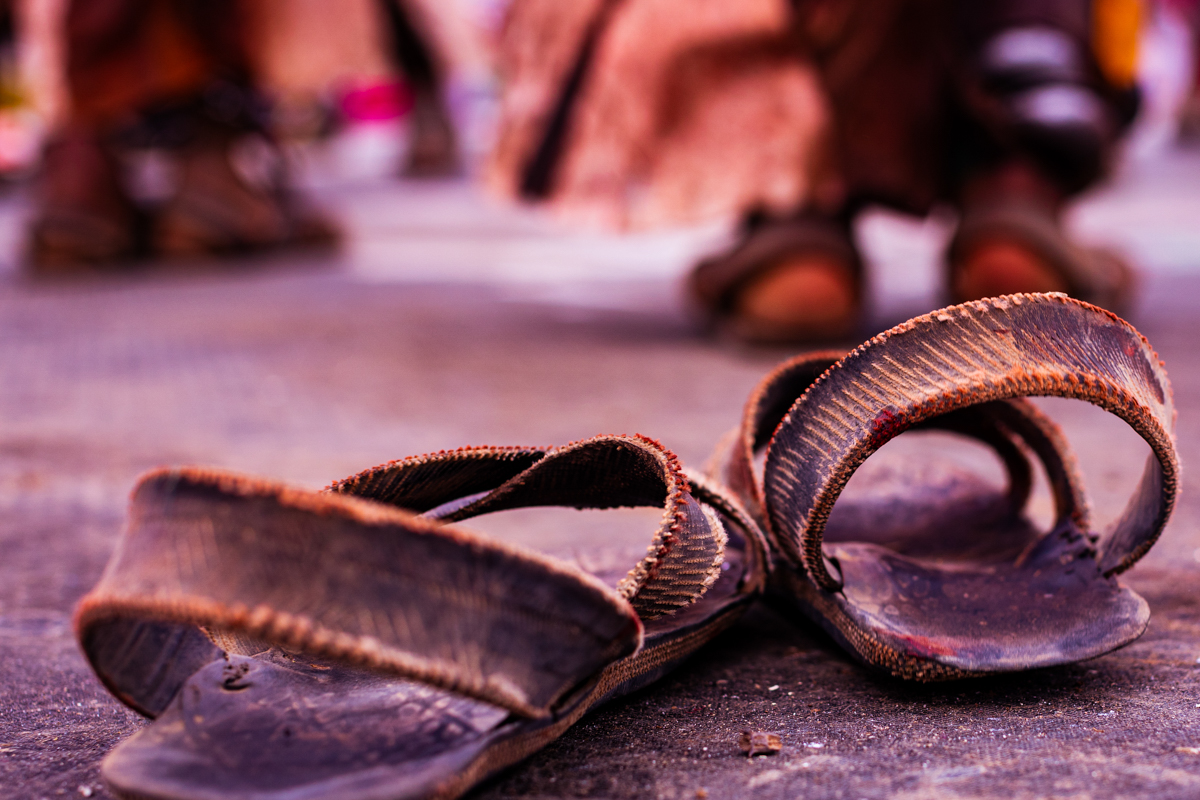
76,436,732,721
727,352,1092,560
333,434,737,619
763,294,1177,589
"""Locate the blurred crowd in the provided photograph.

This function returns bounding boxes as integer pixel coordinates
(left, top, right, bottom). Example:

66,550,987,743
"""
0,0,1197,341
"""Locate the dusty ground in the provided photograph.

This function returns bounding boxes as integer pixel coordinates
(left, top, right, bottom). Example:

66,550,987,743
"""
1,150,1199,799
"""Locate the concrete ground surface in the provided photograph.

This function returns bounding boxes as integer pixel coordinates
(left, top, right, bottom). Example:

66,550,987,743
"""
1,147,1199,800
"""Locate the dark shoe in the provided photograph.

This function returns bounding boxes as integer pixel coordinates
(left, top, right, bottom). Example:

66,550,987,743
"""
155,128,340,257
26,127,140,272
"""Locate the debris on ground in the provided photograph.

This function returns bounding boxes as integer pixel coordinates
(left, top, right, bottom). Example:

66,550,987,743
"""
739,730,782,757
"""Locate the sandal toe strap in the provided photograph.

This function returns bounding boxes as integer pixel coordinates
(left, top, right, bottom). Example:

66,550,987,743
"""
726,352,1093,555
78,435,754,721
76,468,644,721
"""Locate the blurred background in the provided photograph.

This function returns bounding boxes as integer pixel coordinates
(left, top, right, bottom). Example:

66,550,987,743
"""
0,0,1197,527
0,0,1192,320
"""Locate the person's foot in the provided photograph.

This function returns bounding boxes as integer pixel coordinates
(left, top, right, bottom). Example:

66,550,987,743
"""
690,215,862,343
27,126,140,272
948,161,1134,313
732,253,860,341
948,206,1134,313
951,237,1069,300
155,126,339,257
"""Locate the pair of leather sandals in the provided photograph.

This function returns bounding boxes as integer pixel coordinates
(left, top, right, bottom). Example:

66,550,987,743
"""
76,293,1178,800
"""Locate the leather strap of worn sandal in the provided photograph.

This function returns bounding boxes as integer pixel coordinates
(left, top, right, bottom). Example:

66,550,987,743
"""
763,293,1177,590
332,434,769,616
723,350,1092,553
76,435,745,721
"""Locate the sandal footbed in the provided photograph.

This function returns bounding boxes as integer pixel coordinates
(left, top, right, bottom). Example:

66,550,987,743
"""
780,447,1148,675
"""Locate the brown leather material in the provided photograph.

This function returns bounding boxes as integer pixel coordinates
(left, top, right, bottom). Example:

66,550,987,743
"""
100,568,752,800
764,294,1175,588
331,435,734,619
683,468,770,596
948,202,1137,314
721,350,844,527
77,434,768,799
687,217,863,342
76,466,644,721
718,293,1178,679
327,445,550,514
722,352,1090,557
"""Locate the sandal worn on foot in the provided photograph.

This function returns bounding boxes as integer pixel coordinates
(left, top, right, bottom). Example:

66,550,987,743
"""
709,293,1178,679
154,127,341,259
948,202,1136,315
26,128,142,272
689,215,863,344
76,434,766,800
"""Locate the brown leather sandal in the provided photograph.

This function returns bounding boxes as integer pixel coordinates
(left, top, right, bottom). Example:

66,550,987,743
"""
75,434,766,800
688,216,863,344
154,129,340,258
26,128,142,272
709,293,1178,680
948,202,1136,315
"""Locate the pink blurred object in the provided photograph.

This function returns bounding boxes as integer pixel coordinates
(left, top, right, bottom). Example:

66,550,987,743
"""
0,110,43,175
338,80,413,123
